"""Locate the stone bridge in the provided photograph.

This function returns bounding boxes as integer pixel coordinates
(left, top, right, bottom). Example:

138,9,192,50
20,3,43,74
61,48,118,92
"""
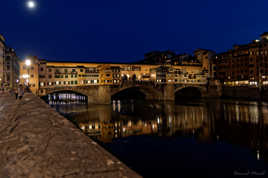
39,81,221,104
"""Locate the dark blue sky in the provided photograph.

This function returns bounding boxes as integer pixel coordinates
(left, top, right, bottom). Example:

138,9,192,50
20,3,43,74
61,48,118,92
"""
1,0,268,62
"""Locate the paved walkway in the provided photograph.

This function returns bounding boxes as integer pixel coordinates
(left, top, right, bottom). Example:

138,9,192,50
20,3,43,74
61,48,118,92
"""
0,93,141,178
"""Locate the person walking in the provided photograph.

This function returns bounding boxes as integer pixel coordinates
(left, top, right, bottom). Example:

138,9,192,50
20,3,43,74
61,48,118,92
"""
14,88,18,99
18,85,24,100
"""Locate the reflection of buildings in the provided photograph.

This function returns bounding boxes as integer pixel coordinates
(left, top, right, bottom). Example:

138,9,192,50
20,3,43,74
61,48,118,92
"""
58,100,268,161
70,102,209,143
209,101,268,161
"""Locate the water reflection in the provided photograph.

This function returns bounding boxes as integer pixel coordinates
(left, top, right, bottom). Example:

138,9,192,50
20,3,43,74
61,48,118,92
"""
48,98,268,164
42,92,87,105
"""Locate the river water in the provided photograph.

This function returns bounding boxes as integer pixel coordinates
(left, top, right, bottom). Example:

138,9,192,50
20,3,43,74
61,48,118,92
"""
47,98,268,177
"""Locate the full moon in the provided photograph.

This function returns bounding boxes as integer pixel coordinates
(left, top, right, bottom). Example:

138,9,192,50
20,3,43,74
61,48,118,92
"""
27,1,36,9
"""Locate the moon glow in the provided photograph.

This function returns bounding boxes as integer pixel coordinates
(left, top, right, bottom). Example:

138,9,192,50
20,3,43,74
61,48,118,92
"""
27,1,36,9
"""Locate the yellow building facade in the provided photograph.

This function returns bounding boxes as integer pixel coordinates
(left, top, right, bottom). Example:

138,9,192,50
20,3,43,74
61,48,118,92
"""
19,57,210,96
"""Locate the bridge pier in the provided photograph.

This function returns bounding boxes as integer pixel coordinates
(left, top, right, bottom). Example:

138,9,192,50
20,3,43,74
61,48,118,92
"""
163,84,175,101
87,86,111,104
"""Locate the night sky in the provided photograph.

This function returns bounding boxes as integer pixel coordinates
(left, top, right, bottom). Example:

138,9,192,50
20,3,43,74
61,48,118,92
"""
1,0,268,62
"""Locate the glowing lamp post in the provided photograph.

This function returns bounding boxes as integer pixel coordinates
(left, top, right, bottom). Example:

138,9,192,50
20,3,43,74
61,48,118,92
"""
25,59,31,86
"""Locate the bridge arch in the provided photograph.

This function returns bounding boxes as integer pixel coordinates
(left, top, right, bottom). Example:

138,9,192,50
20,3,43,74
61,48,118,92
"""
175,86,204,100
41,89,89,104
111,86,162,101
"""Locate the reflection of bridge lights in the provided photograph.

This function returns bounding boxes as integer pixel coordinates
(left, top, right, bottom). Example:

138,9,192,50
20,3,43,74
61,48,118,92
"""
169,116,172,123
257,150,260,160
128,121,132,127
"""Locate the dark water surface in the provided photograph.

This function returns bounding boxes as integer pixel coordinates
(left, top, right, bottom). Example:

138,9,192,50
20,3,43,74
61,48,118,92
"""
47,98,268,177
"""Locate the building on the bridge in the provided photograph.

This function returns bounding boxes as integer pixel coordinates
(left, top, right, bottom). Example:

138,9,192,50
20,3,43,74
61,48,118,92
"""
194,49,216,78
19,56,211,96
155,66,168,83
0,34,20,89
81,66,99,85
99,64,121,85
215,32,268,87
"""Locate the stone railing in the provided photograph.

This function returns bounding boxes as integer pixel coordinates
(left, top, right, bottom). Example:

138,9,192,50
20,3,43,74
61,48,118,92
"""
0,93,140,178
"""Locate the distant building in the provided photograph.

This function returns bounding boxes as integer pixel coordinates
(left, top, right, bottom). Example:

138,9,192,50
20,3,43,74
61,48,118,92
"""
194,49,216,78
0,34,20,89
215,32,268,87
5,48,20,88
0,34,5,87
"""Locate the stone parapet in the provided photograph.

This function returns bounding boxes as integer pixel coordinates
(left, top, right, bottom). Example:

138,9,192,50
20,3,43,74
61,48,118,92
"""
0,93,140,178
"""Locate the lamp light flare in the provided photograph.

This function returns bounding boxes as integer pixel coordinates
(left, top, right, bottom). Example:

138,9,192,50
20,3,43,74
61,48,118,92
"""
25,59,31,66
27,1,36,9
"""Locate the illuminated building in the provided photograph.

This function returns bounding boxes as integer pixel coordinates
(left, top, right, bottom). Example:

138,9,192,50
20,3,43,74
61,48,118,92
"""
215,32,268,87
0,34,5,87
19,50,212,95
0,34,20,89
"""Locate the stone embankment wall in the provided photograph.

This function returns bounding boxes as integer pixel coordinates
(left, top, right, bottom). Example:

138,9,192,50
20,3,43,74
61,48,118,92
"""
222,87,261,100
0,93,140,178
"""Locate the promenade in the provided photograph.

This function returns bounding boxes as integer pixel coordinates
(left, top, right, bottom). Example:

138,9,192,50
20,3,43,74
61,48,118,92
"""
0,93,140,178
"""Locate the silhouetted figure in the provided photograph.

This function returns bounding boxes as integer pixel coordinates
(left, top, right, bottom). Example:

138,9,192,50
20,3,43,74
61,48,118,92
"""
25,86,31,93
14,88,18,99
18,85,24,100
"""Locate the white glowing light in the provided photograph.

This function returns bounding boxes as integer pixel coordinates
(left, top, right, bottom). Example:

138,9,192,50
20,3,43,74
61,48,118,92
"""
25,59,31,66
22,74,29,79
27,1,36,9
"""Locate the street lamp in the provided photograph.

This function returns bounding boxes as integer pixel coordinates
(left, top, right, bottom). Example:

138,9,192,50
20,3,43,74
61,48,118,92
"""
25,59,31,86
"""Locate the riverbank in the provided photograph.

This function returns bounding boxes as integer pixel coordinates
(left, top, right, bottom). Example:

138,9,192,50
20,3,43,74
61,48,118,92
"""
0,93,140,178
221,86,268,101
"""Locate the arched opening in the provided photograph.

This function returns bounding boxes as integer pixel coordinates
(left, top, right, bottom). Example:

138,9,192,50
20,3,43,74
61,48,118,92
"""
175,87,202,101
111,87,150,115
111,87,146,101
41,90,88,105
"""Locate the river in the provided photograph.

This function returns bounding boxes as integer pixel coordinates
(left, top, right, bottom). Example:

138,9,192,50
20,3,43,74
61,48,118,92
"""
46,97,268,177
